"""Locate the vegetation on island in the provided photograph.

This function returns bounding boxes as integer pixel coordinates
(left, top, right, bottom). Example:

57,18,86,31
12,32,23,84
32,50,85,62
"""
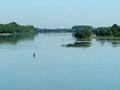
74,24,120,40
0,22,38,35
74,28,92,40
63,42,91,48
95,24,120,37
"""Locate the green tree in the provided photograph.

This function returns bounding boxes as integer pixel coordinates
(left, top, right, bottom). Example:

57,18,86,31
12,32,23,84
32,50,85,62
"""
95,27,109,36
0,22,37,34
95,24,120,37
74,28,92,40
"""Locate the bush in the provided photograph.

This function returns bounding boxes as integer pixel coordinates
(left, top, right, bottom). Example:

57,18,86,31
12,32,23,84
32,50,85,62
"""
0,22,37,34
74,28,92,40
95,24,120,37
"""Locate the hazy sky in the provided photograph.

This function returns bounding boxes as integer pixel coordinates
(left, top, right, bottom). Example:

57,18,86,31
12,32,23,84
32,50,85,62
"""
0,0,120,28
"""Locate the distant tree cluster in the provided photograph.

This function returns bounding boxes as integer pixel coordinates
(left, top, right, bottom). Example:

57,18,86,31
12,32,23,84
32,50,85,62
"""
74,28,92,40
72,25,93,32
74,24,120,40
95,24,120,37
0,22,37,34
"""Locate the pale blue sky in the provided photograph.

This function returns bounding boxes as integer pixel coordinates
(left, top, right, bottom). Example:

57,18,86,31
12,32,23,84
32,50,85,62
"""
0,0,120,28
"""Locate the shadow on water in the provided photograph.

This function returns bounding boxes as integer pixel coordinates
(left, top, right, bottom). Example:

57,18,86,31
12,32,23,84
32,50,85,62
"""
0,33,37,45
62,41,91,48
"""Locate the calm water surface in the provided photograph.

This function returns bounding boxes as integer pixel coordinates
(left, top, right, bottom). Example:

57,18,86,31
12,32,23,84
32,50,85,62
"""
0,33,120,90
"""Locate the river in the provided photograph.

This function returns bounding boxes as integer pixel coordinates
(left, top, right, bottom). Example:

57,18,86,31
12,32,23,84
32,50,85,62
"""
0,33,120,90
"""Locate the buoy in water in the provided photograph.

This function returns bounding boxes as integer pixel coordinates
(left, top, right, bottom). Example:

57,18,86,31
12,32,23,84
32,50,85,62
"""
33,53,35,58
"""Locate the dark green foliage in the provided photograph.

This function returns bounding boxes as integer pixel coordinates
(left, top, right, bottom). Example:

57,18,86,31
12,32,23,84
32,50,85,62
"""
95,27,109,36
65,42,91,48
110,24,120,37
95,24,120,37
0,22,37,34
74,28,92,39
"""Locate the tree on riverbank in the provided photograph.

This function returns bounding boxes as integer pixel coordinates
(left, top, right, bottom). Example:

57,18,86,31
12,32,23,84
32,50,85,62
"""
0,22,38,34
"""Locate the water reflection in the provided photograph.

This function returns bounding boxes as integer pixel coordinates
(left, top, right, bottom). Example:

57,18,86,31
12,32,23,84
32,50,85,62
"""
62,42,91,48
0,34,37,45
63,36,120,48
96,38,120,48
1,33,120,48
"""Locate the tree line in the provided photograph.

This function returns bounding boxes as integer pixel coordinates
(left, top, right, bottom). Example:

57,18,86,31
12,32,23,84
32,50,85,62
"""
95,24,120,37
0,22,38,34
74,24,120,39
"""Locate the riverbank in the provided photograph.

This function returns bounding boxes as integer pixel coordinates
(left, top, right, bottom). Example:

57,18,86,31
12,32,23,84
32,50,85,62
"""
0,33,16,36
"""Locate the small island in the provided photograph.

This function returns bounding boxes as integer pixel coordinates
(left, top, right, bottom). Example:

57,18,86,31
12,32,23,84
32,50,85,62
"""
74,28,92,40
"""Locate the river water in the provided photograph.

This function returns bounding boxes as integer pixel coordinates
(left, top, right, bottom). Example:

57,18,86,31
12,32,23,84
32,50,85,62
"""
0,33,120,90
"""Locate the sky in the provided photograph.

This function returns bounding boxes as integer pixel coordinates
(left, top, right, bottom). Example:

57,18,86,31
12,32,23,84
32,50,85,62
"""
0,0,120,28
